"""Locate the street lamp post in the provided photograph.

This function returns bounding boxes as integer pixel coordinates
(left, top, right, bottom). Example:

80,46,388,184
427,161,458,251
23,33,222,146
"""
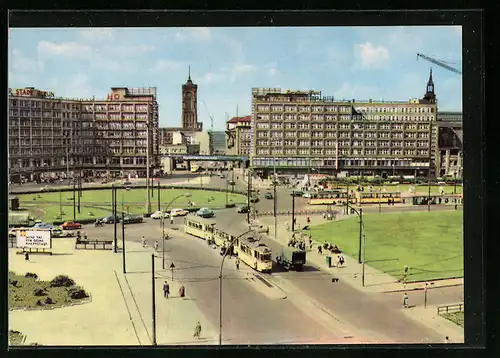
157,181,161,211
345,201,363,264
122,211,126,274
151,253,157,346
291,192,296,233
454,172,457,194
219,229,255,345
146,123,151,215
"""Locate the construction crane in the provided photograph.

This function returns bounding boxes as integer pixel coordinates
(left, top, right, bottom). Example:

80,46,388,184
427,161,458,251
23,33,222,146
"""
417,53,462,75
202,100,214,133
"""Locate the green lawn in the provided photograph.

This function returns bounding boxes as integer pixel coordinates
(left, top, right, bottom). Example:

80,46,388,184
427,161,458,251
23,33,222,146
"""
16,188,246,222
308,211,463,282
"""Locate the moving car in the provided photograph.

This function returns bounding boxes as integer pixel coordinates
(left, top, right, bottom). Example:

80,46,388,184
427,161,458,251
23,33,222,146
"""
170,208,188,217
302,192,312,198
61,221,82,230
249,196,260,203
33,222,54,230
290,190,304,197
237,206,249,213
264,192,273,199
123,215,144,224
51,228,74,237
151,211,169,219
40,186,50,192
197,207,214,218
102,215,120,224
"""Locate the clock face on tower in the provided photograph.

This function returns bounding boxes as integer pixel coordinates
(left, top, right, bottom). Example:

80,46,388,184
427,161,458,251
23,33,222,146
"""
185,92,192,99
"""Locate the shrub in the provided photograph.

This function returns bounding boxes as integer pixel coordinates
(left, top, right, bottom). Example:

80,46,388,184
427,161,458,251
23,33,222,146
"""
33,288,46,297
44,297,54,305
68,287,89,300
25,272,38,280
50,275,75,288
9,279,19,287
36,300,43,306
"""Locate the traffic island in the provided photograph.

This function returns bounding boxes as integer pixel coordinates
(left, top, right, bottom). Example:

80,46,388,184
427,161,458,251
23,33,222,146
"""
9,271,91,311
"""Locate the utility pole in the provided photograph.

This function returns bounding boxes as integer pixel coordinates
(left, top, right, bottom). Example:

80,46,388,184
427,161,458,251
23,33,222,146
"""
77,175,81,214
358,208,363,264
151,254,157,346
113,186,117,253
73,179,76,221
122,211,126,274
246,169,251,224
66,148,70,187
291,193,296,232
146,123,151,215
225,174,229,207
157,181,161,212
151,177,154,198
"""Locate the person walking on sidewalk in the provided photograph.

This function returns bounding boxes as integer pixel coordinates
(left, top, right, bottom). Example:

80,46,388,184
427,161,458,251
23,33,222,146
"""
24,252,30,262
193,321,202,339
235,258,240,270
179,284,185,298
403,292,409,308
142,236,146,248
154,240,159,252
163,281,170,298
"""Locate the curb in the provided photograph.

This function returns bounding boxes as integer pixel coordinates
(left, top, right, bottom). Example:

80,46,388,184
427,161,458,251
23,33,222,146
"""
382,283,463,294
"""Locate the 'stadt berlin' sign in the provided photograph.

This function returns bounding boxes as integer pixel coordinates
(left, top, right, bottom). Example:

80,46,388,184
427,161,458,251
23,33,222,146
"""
16,230,52,249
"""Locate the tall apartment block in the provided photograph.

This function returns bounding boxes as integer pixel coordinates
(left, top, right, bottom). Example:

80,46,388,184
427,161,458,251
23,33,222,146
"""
226,115,252,156
436,111,463,178
8,86,159,183
250,71,439,178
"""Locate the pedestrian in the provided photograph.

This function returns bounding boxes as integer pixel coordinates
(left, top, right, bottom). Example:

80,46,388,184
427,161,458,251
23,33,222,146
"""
444,336,450,344
318,246,323,255
142,236,146,248
154,240,159,252
24,252,30,262
163,281,170,298
236,258,240,270
307,216,311,224
193,321,202,339
178,284,185,298
403,292,409,308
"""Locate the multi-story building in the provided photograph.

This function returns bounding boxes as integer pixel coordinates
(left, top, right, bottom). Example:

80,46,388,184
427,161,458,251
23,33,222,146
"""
8,86,159,183
159,127,184,146
226,115,252,156
181,69,202,131
436,111,463,178
250,71,439,178
208,131,227,155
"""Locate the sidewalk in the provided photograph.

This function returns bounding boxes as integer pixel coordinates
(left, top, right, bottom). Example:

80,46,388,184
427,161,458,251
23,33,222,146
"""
256,214,463,294
8,238,217,346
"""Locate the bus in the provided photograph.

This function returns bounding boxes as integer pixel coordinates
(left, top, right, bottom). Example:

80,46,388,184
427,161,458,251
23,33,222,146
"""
308,190,353,205
355,191,402,205
411,194,463,206
183,215,216,241
234,236,273,273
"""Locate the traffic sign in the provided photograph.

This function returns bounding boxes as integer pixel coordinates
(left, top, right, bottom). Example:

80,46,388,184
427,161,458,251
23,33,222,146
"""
170,262,175,269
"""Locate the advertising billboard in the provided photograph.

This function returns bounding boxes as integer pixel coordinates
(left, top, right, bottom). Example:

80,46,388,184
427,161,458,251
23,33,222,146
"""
16,229,52,249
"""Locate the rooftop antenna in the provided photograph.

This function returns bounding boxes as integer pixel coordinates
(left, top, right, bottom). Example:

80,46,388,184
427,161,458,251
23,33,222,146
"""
188,65,191,80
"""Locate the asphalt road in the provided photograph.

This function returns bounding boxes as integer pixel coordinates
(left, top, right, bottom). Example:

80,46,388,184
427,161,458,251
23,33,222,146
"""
82,219,344,345
383,285,464,308
213,208,448,343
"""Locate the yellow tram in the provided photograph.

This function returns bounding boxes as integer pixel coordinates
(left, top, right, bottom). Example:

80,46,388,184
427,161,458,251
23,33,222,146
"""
355,191,402,204
183,217,273,273
183,215,216,241
234,236,273,273
411,194,463,206
308,190,353,205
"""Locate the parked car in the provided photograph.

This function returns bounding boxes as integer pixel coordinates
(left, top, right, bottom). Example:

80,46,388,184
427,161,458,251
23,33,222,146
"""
40,185,50,192
102,215,120,224
8,228,17,238
123,215,144,224
291,190,304,197
197,207,214,218
219,174,225,179
33,222,54,230
51,228,74,237
237,206,250,213
151,211,169,219
228,180,235,186
250,196,260,203
123,180,132,186
61,221,82,230
170,208,188,217
264,192,273,199
101,179,108,184
302,192,312,198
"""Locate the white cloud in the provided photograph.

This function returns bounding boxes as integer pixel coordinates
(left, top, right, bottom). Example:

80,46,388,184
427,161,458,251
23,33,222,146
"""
49,73,96,99
10,49,44,73
37,41,93,58
78,28,115,41
104,44,155,57
354,42,390,69
198,72,226,84
175,28,211,42
333,82,382,101
268,67,278,76
149,60,184,74
228,64,257,82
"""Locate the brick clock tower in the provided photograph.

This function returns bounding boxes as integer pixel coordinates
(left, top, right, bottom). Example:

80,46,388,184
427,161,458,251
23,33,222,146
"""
181,66,201,131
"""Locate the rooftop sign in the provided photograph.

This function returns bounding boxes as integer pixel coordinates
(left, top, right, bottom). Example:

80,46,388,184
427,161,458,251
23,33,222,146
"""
9,88,55,98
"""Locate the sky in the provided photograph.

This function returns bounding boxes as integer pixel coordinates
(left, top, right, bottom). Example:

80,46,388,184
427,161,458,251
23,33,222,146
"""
8,26,462,131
